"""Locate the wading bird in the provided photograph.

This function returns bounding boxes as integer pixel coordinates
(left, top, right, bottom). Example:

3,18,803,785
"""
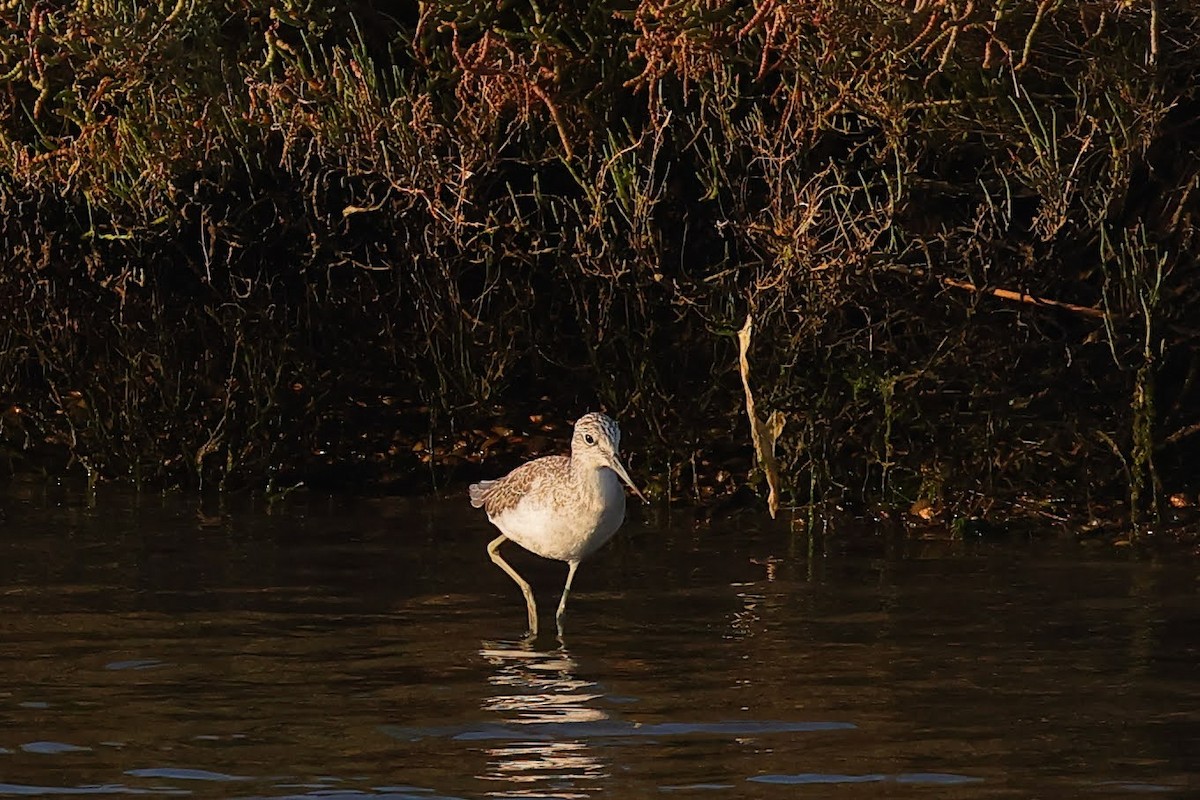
469,412,647,636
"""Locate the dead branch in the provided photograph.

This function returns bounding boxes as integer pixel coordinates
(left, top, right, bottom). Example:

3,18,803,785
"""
941,277,1105,318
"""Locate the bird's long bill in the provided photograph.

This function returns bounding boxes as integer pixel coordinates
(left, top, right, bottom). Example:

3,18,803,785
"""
608,454,648,504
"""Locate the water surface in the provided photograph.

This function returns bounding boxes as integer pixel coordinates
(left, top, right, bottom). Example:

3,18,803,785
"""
0,481,1196,797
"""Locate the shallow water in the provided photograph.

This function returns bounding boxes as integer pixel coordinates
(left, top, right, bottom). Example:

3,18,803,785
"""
0,480,1197,798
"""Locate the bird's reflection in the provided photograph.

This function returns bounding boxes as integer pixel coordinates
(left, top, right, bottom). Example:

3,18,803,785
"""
477,638,609,797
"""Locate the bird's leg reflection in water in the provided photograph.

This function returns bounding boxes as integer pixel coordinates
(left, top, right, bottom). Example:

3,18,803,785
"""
477,638,609,796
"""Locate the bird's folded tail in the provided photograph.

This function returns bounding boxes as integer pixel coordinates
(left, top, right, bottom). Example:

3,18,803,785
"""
468,480,495,509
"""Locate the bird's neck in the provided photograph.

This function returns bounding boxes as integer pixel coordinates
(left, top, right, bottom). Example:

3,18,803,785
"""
570,458,615,495
570,456,603,479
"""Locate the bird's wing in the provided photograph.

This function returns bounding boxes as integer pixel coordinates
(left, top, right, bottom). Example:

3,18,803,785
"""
470,455,569,516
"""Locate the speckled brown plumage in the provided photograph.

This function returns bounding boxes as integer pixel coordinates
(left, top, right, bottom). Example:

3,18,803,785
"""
469,455,571,517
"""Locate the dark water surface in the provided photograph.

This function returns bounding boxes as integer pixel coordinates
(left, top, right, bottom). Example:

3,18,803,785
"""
0,481,1197,798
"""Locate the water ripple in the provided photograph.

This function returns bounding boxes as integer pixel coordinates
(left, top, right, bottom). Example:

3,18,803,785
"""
125,767,245,781
383,719,854,743
749,772,984,785
0,783,186,796
19,742,92,755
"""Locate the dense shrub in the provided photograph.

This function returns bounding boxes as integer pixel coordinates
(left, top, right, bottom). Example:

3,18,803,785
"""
1,1,1197,523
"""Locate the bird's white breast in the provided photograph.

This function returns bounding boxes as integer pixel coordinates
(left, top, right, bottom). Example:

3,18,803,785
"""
490,466,627,563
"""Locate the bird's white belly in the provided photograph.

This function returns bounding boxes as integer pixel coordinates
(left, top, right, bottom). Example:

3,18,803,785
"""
491,468,627,562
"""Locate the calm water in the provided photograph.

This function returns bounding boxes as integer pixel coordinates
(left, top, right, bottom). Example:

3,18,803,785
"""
0,480,1197,798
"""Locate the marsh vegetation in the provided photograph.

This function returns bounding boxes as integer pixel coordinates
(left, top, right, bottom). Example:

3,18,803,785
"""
1,1,1197,535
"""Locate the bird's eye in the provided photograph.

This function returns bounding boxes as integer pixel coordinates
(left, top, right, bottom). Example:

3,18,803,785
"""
584,433,596,445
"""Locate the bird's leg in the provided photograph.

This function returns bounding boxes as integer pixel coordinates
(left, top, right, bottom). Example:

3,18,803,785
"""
555,560,580,636
487,535,538,635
